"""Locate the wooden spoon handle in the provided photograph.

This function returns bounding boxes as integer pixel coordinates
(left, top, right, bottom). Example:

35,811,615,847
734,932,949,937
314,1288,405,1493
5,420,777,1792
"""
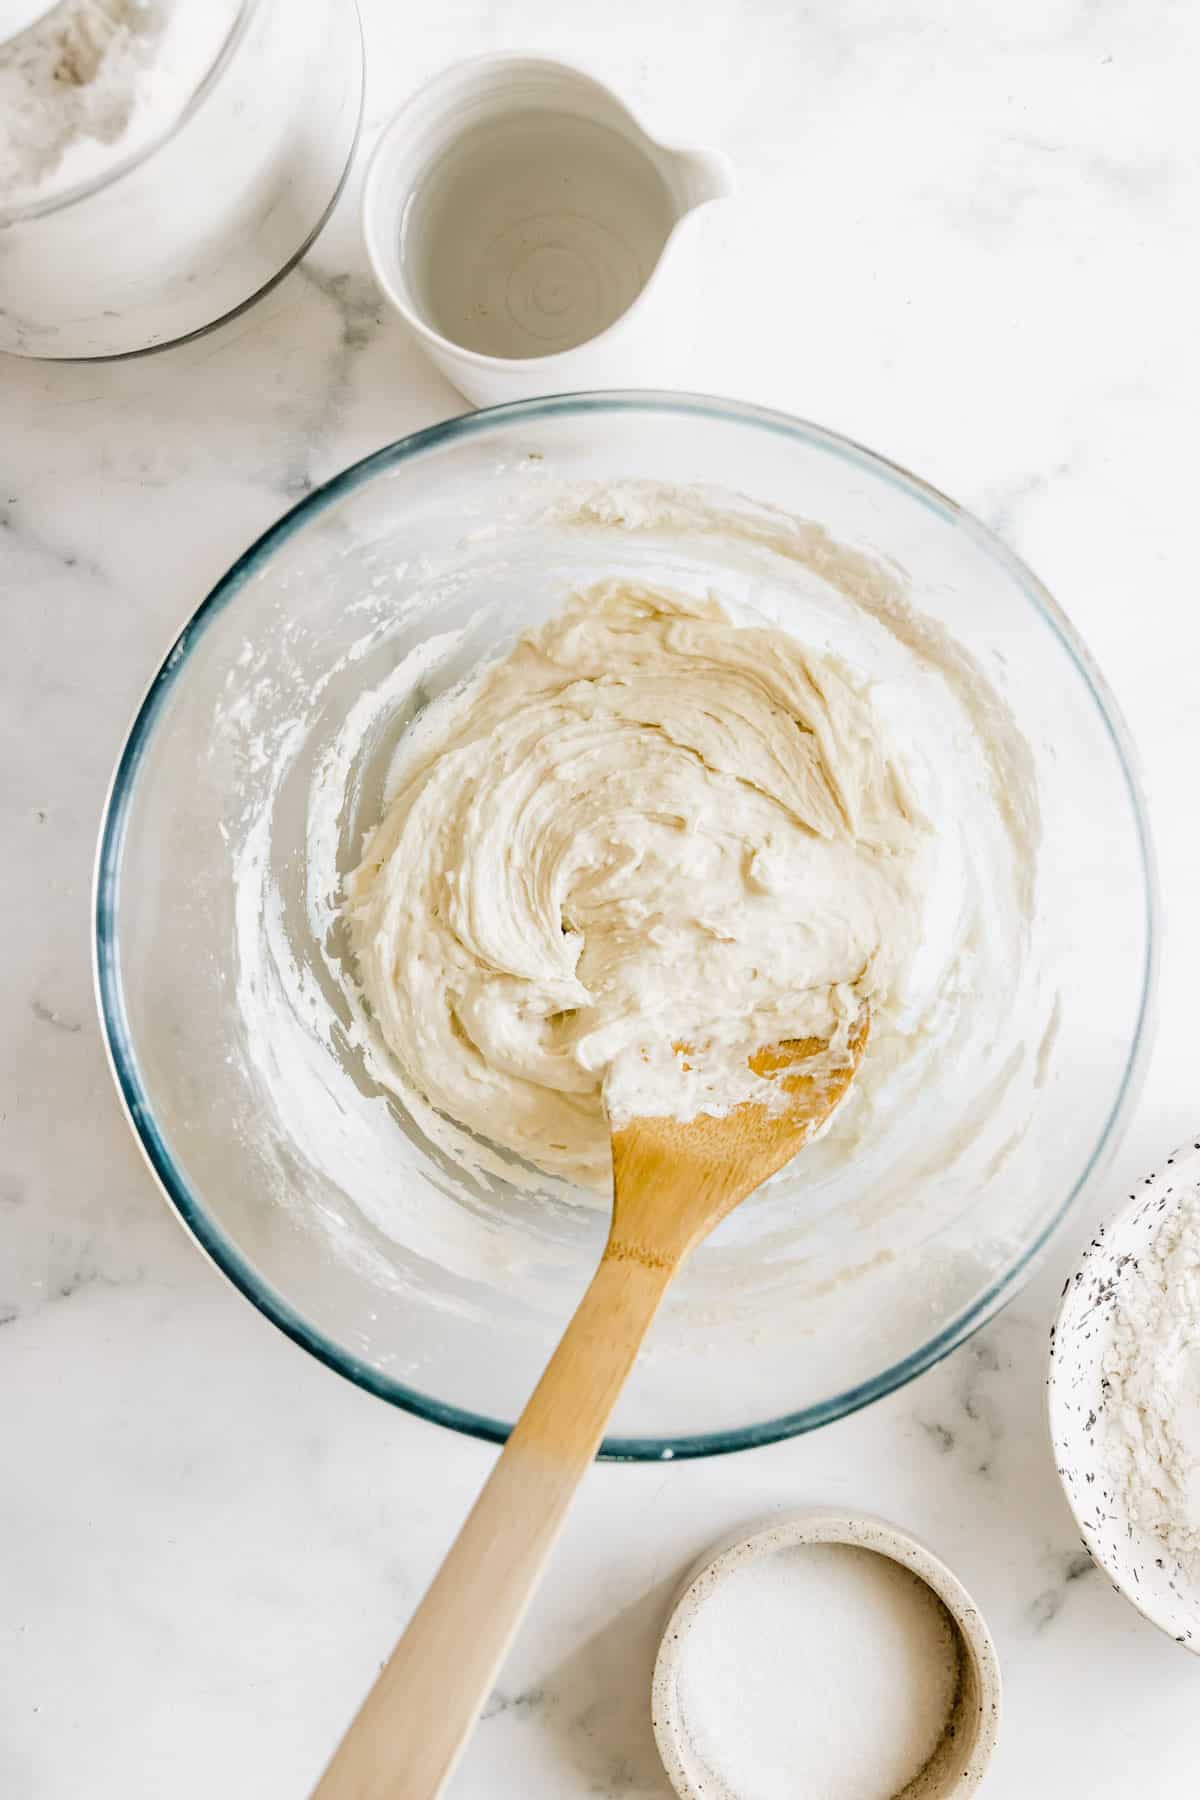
310,1248,674,1800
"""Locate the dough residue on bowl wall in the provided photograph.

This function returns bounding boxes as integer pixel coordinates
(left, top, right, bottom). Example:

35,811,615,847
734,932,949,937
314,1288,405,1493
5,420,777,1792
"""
218,478,1049,1328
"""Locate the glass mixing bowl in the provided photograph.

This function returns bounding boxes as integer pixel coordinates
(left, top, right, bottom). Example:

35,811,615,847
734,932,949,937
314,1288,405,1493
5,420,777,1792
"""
95,394,1158,1457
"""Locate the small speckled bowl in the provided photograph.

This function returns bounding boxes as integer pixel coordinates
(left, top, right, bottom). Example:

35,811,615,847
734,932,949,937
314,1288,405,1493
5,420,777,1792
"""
1048,1137,1200,1652
651,1511,1001,1798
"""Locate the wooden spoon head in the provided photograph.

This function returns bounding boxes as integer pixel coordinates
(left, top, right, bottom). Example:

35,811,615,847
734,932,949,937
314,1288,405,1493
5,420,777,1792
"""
608,1013,868,1267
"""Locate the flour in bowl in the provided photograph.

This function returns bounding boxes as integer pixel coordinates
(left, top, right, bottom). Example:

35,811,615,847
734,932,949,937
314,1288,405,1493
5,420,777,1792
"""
1101,1186,1200,1576
1,0,238,209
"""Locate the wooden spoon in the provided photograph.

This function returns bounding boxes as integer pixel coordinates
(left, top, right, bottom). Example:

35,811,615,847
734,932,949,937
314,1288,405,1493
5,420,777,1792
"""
311,1015,868,1800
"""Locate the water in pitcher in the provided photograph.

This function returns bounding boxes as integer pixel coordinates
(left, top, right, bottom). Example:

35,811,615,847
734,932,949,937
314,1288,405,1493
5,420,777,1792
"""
400,109,676,360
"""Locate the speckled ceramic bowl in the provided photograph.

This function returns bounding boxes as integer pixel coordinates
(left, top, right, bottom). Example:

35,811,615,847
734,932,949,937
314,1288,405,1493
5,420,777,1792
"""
651,1510,1001,1798
1049,1138,1200,1652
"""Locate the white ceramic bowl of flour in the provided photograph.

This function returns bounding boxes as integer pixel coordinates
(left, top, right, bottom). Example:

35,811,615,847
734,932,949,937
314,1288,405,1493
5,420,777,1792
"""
652,1511,1001,1799
1050,1138,1200,1652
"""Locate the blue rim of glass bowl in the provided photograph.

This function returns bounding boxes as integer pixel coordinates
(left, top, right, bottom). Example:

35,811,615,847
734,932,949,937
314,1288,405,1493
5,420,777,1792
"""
93,390,1161,1461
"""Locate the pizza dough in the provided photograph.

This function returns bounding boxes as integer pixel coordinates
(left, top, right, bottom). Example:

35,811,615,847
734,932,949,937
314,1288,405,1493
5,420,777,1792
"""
347,583,932,1187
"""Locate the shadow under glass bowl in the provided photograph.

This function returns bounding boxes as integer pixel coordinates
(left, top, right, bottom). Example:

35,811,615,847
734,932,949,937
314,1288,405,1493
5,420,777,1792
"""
94,393,1159,1459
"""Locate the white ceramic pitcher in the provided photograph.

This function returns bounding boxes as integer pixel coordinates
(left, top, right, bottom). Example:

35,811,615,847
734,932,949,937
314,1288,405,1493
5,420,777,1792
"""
362,56,735,406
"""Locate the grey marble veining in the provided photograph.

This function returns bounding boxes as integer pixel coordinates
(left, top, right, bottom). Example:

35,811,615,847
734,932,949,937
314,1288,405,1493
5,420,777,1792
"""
3,1,1200,1795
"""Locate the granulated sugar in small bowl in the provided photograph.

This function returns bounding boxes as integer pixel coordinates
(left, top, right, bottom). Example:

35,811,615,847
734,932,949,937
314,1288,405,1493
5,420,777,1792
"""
652,1512,1000,1800
1050,1137,1200,1651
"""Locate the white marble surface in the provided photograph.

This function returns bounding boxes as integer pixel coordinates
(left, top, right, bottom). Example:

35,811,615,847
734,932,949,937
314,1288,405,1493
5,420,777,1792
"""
3,1,1199,1794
